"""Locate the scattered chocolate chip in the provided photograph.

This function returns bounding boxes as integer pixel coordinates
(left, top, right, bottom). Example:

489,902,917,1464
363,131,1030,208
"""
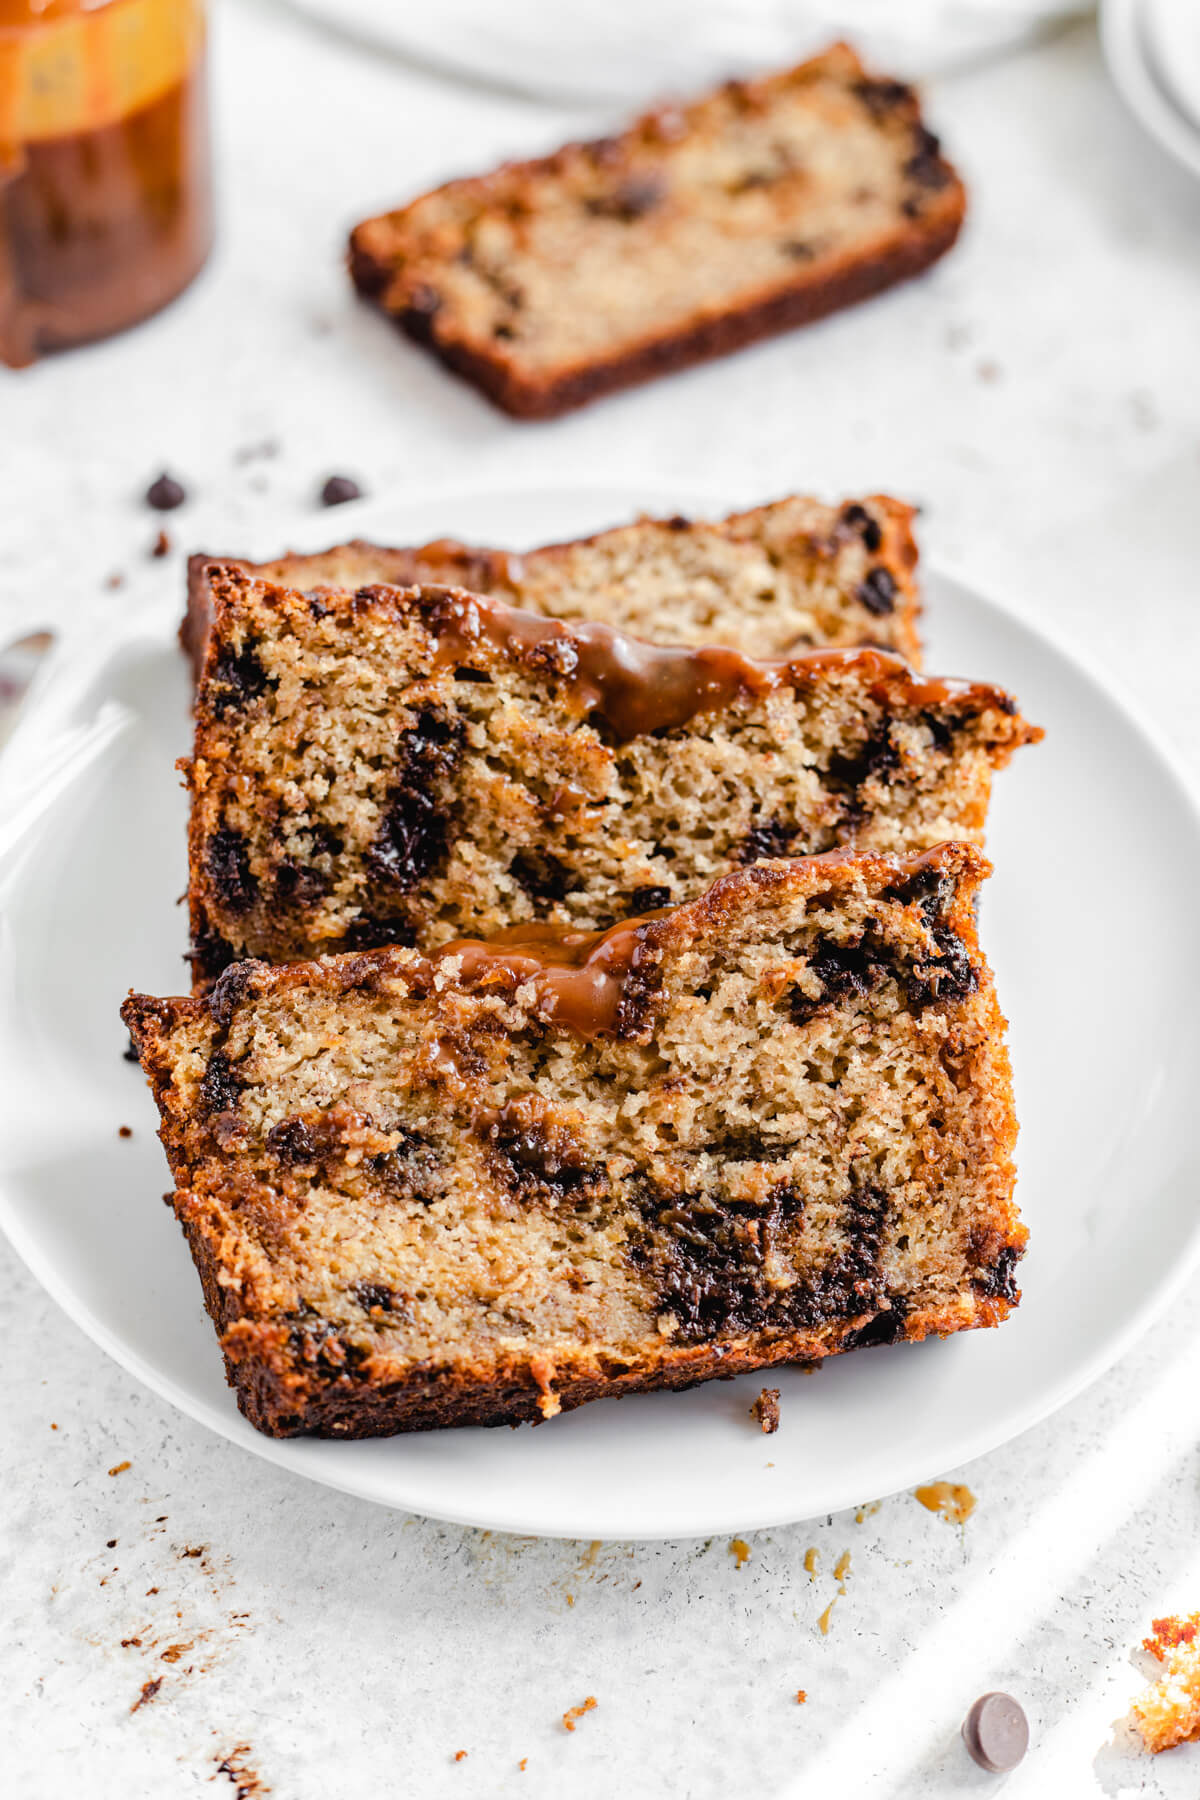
962,1693,1028,1772
738,818,794,863
751,1387,781,1433
199,1049,241,1118
150,529,171,558
145,472,186,511
353,1280,410,1318
206,828,257,914
320,475,363,507
210,639,267,714
367,710,463,891
858,568,897,616
118,1126,132,1140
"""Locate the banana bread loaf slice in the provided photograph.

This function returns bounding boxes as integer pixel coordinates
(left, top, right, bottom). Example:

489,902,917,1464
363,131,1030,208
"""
182,492,922,676
186,569,1038,984
124,845,1024,1439
349,43,965,418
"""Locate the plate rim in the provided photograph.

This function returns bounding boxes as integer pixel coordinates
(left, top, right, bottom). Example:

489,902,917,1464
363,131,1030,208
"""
1101,0,1200,181
4,479,1200,1540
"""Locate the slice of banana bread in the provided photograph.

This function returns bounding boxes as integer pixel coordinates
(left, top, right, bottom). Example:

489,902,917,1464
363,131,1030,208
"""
349,43,965,418
185,569,1038,985
182,493,923,676
124,845,1025,1439
186,494,922,674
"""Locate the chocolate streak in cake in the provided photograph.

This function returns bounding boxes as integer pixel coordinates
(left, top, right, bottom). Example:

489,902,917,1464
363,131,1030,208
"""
410,586,1017,744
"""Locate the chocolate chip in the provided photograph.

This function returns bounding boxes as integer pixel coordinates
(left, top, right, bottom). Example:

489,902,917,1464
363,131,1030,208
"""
962,1694,1028,1772
853,77,916,118
827,727,898,792
367,709,463,891
665,515,691,531
974,1245,1021,1304
210,640,267,715
791,939,886,1024
585,175,665,221
266,1118,318,1166
511,849,571,905
905,127,951,190
781,240,816,260
145,472,186,511
199,1049,241,1117
320,475,362,507
206,829,257,914
123,1034,140,1063
858,567,897,616
840,503,883,552
737,818,794,863
353,1280,411,1319
629,885,671,914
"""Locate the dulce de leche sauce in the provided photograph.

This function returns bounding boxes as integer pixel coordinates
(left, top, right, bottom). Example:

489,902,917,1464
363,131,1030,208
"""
0,0,212,366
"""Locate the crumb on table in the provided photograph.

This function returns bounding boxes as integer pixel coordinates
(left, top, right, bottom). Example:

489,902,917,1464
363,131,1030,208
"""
563,1696,597,1733
1132,1614,1200,1753
752,1387,781,1433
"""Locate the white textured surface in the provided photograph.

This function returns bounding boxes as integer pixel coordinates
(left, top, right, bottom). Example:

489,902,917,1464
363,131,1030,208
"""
2,4,1200,1794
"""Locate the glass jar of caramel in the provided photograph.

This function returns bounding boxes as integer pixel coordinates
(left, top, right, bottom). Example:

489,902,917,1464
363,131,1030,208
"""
0,0,212,367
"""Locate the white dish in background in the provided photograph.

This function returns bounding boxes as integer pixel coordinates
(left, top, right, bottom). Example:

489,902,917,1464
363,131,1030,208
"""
1102,0,1200,182
2,482,1199,1542
1143,0,1200,134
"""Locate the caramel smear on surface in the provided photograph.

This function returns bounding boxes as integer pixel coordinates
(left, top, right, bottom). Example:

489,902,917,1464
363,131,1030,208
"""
803,1547,819,1580
834,1550,852,1584
817,1601,837,1636
914,1481,976,1525
730,1537,752,1569
563,1696,598,1733
1131,1614,1200,1753
855,1501,881,1524
817,1548,852,1634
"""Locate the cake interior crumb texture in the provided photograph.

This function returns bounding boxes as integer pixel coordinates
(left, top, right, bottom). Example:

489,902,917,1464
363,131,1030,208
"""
348,43,967,417
125,846,1025,1439
185,570,1039,983
183,492,924,672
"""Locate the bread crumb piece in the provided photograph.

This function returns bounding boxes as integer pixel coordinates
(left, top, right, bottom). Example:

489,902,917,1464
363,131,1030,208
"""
1131,1614,1200,1752
563,1697,597,1733
914,1481,975,1525
855,1501,880,1523
151,530,171,558
518,1759,527,1772
118,1125,133,1139
730,1537,752,1568
796,1689,807,1704
565,1593,574,1606
751,1387,781,1433
130,1676,161,1712
454,1751,467,1762
108,1460,131,1476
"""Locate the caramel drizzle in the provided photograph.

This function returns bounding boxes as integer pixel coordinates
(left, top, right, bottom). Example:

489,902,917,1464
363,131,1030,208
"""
436,914,666,1039
411,586,1007,744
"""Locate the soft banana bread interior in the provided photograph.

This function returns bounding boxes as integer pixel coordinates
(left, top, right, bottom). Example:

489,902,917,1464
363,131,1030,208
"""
124,845,1025,1439
185,570,1039,984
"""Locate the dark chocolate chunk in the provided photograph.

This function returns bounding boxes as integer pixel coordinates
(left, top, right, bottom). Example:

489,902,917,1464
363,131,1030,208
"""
840,502,883,552
210,639,267,715
266,1118,318,1166
665,515,691,531
843,1304,908,1349
510,849,572,905
206,829,257,915
826,727,898,791
853,77,917,118
905,127,951,190
199,1049,241,1118
974,1244,1021,1304
320,475,363,507
858,567,897,616
962,1694,1028,1773
791,939,886,1024
353,1280,411,1319
366,709,463,891
145,472,186,511
629,885,672,914
585,174,665,221
781,239,817,260
207,959,262,1029
737,818,794,864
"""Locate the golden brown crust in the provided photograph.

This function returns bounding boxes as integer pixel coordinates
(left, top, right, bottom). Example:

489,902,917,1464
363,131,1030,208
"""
348,46,966,417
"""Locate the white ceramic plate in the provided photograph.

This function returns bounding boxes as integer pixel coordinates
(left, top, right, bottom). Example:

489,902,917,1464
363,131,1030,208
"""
3,482,1200,1541
1101,0,1200,182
